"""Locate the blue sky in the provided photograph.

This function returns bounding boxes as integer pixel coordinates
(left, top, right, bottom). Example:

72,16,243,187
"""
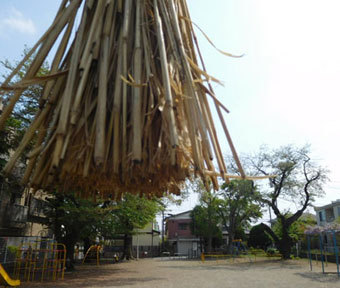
0,1,339,220
185,0,340,216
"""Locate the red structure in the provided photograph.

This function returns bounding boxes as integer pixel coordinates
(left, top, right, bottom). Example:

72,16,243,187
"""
165,211,200,257
167,218,192,239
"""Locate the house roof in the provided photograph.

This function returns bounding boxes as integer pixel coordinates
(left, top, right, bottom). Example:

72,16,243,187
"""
314,200,340,211
165,210,192,221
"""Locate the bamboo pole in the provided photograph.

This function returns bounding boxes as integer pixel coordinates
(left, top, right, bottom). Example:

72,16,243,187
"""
154,0,179,161
192,33,245,178
202,170,276,181
132,0,143,163
0,0,252,197
53,0,87,168
113,31,123,173
0,0,80,130
121,0,132,174
94,1,111,166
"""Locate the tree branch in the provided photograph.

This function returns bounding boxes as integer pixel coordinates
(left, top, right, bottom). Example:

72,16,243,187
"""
287,157,320,226
259,223,280,244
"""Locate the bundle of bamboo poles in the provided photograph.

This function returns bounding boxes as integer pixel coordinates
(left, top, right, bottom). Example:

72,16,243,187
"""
0,0,246,198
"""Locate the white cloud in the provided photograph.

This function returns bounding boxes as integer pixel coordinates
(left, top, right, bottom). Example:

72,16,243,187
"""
0,8,37,36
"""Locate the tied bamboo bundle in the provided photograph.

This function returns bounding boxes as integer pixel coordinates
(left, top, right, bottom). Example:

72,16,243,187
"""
0,0,247,199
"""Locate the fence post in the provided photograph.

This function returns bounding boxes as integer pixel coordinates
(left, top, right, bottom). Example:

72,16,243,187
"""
201,252,205,263
3,246,8,264
307,236,312,271
319,234,325,274
331,230,339,277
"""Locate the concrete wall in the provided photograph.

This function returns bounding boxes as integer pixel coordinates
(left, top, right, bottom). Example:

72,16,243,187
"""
132,222,160,246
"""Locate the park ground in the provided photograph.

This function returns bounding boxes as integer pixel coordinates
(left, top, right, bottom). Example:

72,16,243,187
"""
21,257,340,288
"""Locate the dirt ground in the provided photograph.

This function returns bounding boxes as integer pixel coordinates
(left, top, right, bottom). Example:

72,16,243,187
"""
21,257,340,288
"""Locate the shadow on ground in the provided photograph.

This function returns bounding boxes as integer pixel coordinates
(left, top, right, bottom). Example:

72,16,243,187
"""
295,272,340,284
21,264,165,287
160,259,303,272
23,277,164,288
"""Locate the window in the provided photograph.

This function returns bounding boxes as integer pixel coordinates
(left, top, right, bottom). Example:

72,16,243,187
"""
338,207,340,217
319,211,324,222
178,223,188,230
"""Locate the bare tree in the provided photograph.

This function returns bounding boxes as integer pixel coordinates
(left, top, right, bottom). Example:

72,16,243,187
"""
248,145,328,259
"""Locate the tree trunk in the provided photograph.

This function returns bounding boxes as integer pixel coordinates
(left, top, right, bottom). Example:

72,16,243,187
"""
278,240,292,259
121,234,133,260
259,223,293,260
278,225,292,259
207,235,212,253
228,232,235,254
64,238,76,270
83,237,92,256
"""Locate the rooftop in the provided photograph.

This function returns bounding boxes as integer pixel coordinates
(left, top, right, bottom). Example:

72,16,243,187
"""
314,200,340,211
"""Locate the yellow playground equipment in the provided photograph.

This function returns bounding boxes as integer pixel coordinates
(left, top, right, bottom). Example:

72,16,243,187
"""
82,245,101,266
13,239,66,283
0,264,20,287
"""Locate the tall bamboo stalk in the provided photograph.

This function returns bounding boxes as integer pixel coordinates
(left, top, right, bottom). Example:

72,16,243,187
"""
0,0,259,198
132,0,143,163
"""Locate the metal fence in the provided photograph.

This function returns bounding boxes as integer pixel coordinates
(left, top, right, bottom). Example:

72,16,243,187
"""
160,249,201,260
0,236,50,264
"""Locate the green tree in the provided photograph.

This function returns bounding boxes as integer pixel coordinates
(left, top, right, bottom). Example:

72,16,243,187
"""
190,181,222,252
1,47,49,125
46,192,160,265
272,213,317,243
218,180,263,250
249,145,328,259
0,48,49,197
248,224,273,250
0,117,25,199
45,192,115,269
190,204,222,253
113,194,161,260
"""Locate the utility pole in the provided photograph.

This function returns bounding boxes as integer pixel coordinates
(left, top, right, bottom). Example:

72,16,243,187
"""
161,210,165,252
136,228,139,260
151,223,154,257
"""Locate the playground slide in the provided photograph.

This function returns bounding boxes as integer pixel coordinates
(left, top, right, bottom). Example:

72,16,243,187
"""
0,264,20,287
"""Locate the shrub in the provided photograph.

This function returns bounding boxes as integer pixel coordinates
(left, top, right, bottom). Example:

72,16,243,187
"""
266,248,278,255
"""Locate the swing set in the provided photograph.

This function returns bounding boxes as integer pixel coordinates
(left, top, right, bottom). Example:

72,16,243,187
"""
305,226,340,277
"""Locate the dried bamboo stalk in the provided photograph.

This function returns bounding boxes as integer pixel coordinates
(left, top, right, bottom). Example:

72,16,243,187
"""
121,0,132,174
94,2,110,166
0,0,251,197
153,0,178,159
132,0,143,162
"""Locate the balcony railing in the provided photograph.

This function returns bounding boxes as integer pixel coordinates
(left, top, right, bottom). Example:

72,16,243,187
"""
5,204,28,227
29,197,48,218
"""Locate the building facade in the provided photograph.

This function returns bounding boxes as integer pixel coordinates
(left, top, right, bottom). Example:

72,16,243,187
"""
0,188,50,238
314,200,340,226
165,211,201,257
0,189,51,265
132,221,160,258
